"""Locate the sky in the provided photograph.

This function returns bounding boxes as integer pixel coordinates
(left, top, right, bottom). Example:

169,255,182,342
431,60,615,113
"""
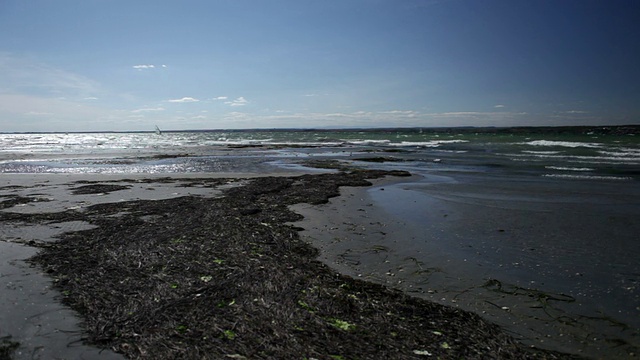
1,0,639,132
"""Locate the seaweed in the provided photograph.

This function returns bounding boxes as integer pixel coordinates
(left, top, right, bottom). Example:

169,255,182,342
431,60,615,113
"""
70,184,132,195
22,171,577,359
0,336,19,360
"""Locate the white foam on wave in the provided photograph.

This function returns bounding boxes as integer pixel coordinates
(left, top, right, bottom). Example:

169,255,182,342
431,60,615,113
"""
522,150,561,155
201,139,346,147
524,140,602,148
271,141,345,147
507,152,639,164
598,149,640,158
345,139,391,146
436,150,468,154
545,166,594,172
389,139,469,147
542,174,632,181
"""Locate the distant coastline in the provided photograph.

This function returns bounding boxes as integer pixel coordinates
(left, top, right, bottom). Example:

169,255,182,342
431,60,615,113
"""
2,124,639,135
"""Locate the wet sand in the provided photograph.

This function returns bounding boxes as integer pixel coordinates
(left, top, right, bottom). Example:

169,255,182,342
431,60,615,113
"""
1,173,299,359
0,170,580,359
0,173,245,359
293,173,640,359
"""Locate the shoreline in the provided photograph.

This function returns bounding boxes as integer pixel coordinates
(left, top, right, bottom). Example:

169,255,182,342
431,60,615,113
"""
0,170,579,359
293,176,640,358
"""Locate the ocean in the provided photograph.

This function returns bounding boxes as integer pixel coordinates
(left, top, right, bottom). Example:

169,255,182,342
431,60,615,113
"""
1,127,639,180
1,126,639,356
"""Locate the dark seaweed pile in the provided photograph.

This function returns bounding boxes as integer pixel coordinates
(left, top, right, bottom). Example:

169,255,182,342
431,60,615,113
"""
19,170,578,359
0,336,19,360
70,184,132,195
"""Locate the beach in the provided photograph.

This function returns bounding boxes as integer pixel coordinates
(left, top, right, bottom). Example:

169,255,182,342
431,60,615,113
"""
1,128,639,359
1,169,581,360
294,171,640,359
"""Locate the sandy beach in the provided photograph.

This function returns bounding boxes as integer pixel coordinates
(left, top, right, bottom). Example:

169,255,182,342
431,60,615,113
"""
0,169,583,359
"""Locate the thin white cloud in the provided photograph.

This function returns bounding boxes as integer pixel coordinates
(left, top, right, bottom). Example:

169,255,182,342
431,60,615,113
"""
24,111,53,116
212,96,228,101
0,93,118,131
379,110,419,117
563,110,589,114
168,97,200,103
440,111,491,116
84,97,99,100
132,64,168,70
175,107,615,130
131,107,165,113
215,109,532,128
494,104,505,108
0,53,100,98
225,97,248,106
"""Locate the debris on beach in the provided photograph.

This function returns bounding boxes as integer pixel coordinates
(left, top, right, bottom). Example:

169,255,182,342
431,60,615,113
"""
3,170,576,359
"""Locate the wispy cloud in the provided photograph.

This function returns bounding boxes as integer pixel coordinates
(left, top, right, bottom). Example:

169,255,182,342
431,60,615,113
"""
433,111,528,119
24,111,54,116
168,97,200,103
379,110,419,117
0,53,100,98
212,96,228,101
0,93,117,131
131,107,165,113
225,97,248,106
132,64,168,70
562,110,589,114
494,104,505,108
213,109,534,129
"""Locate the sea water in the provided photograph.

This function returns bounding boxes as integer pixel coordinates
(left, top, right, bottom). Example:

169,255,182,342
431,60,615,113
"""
1,128,638,180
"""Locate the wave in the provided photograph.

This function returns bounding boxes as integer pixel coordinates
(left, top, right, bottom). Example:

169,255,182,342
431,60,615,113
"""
598,149,640,157
545,166,594,172
506,153,640,164
543,174,632,181
522,150,561,155
523,140,602,148
387,140,469,147
344,139,391,146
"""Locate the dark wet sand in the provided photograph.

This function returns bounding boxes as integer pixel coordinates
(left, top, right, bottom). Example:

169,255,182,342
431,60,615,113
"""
293,173,640,359
0,170,616,359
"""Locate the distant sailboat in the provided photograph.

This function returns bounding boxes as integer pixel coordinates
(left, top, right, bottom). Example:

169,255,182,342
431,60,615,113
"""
155,125,162,135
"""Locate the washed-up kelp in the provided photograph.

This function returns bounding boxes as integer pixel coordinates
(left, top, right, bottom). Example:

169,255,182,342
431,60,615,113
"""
28,170,577,359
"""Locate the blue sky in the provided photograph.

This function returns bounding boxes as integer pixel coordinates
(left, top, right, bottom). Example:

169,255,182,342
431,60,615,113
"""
1,0,639,132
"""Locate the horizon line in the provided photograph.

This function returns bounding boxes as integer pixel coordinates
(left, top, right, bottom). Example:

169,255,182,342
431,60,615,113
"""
2,124,640,135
